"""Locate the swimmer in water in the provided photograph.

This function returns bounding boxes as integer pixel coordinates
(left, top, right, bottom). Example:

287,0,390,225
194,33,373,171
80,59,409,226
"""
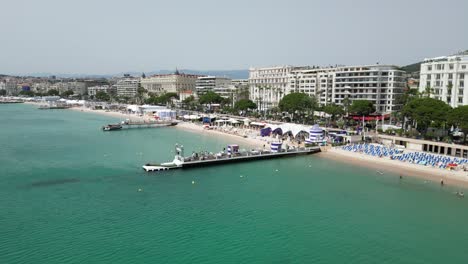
440,179,444,186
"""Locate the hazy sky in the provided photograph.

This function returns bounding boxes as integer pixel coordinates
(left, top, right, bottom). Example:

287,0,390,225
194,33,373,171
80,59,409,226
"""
1,0,467,75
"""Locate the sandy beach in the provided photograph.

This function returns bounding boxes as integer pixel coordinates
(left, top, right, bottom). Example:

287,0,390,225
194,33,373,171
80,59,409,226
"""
320,148,468,187
175,122,266,148
68,106,147,122
46,105,468,188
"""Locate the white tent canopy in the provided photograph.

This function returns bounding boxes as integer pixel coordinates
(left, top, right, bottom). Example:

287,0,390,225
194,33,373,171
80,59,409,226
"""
264,123,311,138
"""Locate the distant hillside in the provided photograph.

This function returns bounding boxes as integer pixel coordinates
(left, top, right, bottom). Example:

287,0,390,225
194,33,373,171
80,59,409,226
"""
400,62,421,73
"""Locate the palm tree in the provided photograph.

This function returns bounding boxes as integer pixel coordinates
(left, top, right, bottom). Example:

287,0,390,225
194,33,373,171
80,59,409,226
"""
342,97,351,116
424,85,433,97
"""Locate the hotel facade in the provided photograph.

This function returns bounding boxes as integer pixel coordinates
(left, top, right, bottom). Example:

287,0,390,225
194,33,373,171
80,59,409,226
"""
419,54,468,108
249,65,406,113
140,71,202,95
249,66,306,111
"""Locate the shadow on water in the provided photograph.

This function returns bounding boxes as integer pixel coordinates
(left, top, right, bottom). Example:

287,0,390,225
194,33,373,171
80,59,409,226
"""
25,178,80,188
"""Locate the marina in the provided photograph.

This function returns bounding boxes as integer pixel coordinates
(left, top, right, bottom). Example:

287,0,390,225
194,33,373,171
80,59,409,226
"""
143,143,321,171
102,119,178,131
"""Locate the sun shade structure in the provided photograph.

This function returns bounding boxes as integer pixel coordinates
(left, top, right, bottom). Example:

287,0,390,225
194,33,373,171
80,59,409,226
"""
305,124,324,144
264,123,311,138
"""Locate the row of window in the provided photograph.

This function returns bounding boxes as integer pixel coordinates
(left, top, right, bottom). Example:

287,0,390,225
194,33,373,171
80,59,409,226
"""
427,64,467,71
427,80,465,88
427,73,465,80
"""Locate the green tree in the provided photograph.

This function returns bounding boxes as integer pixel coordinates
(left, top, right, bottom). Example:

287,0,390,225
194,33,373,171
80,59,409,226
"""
396,88,420,106
278,92,317,122
46,89,60,96
0,89,6,96
95,91,111,101
182,95,198,110
323,103,344,121
278,93,317,113
61,90,74,98
137,86,147,104
145,92,178,105
19,90,35,97
402,97,451,131
348,100,375,116
342,97,351,115
447,105,468,142
199,91,223,105
234,99,257,112
424,85,433,97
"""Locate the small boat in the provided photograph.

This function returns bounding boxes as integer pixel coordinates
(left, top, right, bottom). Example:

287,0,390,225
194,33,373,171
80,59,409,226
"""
102,124,122,131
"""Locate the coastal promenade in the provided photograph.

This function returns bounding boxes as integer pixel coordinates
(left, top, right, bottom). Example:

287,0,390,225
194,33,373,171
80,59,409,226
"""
26,102,468,188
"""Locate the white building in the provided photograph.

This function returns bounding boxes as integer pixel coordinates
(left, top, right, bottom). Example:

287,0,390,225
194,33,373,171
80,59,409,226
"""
196,76,232,95
332,65,406,113
115,78,139,98
249,65,305,110
249,65,405,113
140,70,201,95
88,85,117,97
419,54,468,107
289,67,335,106
3,79,19,95
232,79,249,87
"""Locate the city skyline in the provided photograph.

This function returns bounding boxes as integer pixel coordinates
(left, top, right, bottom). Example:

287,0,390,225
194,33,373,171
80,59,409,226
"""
1,0,468,75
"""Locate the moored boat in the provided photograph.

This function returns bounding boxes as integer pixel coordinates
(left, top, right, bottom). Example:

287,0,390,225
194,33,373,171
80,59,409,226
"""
102,124,123,131
143,143,320,172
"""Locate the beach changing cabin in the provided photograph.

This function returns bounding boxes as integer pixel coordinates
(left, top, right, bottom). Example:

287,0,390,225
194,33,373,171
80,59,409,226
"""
305,124,324,144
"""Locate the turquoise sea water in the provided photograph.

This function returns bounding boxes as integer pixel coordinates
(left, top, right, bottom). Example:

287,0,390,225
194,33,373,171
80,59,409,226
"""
1,104,468,263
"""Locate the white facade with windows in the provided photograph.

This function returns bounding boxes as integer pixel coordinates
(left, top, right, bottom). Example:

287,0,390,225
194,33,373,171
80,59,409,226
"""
141,72,200,95
332,65,405,113
249,66,305,110
88,85,117,97
196,76,232,95
250,65,405,113
419,54,468,108
115,78,139,98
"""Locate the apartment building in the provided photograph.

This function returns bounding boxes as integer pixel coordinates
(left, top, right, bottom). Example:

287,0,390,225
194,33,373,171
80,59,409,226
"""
419,54,468,107
289,67,335,106
115,78,139,98
88,85,117,97
250,65,405,113
333,65,406,113
196,76,232,95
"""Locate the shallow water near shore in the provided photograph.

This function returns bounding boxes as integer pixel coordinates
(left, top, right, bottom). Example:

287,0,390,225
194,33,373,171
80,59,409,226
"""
2,104,468,263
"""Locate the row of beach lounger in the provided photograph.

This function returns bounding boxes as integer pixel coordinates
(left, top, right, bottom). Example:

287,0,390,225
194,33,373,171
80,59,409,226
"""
341,143,468,169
